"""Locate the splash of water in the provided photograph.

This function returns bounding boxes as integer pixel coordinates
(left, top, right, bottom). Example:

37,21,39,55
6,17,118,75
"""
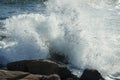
0,0,120,79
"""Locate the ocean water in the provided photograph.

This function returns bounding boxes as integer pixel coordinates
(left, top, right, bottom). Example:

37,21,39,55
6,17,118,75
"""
0,0,120,80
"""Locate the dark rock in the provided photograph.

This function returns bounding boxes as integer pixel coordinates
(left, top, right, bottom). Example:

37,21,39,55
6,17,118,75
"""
7,60,33,72
27,59,78,80
79,69,105,80
0,69,60,80
27,59,59,75
57,67,79,80
7,59,78,80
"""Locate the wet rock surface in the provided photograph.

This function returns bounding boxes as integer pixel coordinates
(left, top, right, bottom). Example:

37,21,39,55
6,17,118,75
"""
79,69,105,80
7,59,78,80
6,59,105,80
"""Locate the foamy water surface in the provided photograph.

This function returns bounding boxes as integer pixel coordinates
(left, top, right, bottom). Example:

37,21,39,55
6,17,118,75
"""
0,0,120,80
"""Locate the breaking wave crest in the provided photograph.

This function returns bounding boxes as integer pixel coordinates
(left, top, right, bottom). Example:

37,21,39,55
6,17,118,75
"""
0,0,120,79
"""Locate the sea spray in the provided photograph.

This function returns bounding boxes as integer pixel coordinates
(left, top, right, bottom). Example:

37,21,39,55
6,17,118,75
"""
45,0,120,75
1,14,49,64
0,0,120,79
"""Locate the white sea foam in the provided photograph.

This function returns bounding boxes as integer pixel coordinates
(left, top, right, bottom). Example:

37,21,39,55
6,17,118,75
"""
0,0,120,79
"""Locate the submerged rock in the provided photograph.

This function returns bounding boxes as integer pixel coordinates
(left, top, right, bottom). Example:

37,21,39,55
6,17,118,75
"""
49,53,69,64
49,48,69,64
79,69,105,80
7,59,78,80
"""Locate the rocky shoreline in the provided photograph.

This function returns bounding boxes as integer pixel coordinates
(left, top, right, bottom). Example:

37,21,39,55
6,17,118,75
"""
0,59,105,80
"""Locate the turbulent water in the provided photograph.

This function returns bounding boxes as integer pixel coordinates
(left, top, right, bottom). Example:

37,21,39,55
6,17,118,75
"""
0,0,120,80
